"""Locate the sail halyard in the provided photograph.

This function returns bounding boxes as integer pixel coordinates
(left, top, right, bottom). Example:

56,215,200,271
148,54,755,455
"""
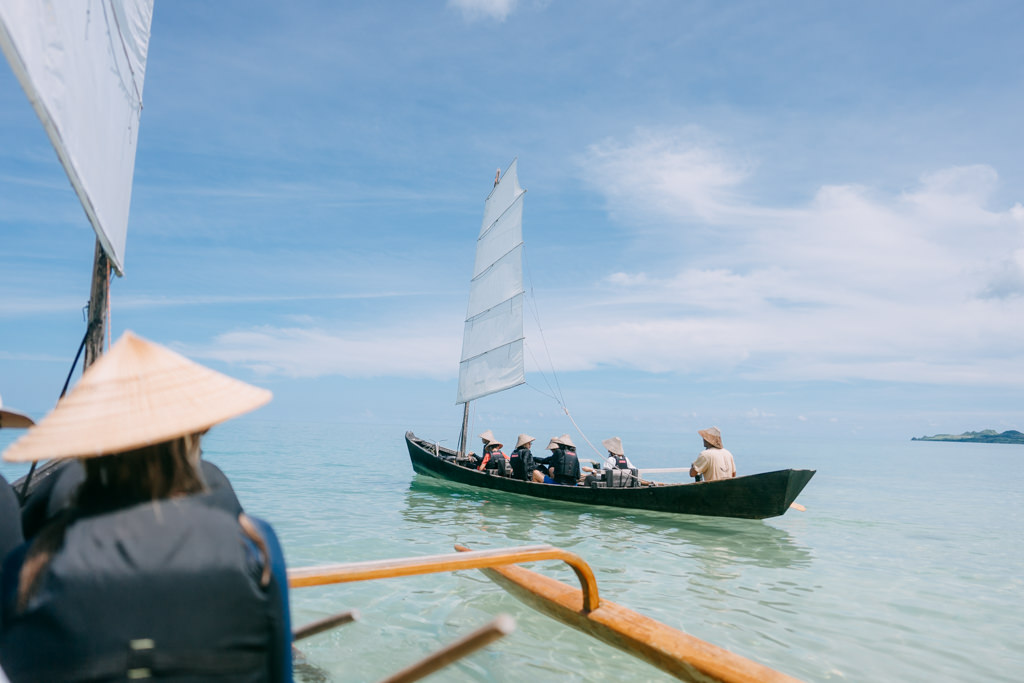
457,160,527,406
0,0,154,276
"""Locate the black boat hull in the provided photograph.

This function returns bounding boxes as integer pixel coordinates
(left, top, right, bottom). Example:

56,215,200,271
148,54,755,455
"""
405,432,814,520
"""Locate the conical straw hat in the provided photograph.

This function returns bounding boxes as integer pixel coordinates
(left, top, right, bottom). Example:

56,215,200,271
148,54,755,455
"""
557,434,575,449
698,426,722,449
478,429,496,444
0,394,35,429
3,331,272,463
515,434,535,448
602,436,624,456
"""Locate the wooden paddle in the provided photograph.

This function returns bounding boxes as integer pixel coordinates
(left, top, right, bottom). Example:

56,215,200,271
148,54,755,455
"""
378,614,515,683
293,609,360,641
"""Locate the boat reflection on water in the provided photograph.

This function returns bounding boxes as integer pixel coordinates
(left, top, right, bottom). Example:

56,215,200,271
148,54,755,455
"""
402,476,813,572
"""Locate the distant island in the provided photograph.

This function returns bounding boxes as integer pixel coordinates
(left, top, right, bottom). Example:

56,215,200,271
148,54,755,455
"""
912,430,1024,444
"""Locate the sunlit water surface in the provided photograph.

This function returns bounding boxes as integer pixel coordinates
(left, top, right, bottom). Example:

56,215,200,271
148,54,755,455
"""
3,420,1022,682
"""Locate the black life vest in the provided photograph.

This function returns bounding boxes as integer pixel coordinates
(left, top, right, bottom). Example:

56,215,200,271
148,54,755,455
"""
554,448,580,481
484,450,510,476
509,447,535,480
0,495,283,682
611,454,629,469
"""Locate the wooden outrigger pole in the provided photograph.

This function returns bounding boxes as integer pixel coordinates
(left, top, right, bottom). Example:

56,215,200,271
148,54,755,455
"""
288,544,803,683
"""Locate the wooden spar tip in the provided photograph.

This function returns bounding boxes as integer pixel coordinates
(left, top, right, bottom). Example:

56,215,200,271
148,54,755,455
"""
293,609,360,642
379,614,515,683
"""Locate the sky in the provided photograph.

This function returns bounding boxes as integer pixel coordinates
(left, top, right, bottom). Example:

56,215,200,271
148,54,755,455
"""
3,0,1024,451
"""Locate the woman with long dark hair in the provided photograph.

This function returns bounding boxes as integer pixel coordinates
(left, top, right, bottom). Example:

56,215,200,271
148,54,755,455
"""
0,332,290,682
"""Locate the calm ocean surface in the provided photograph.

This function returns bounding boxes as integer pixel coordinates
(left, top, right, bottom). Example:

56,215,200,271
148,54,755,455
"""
2,419,1022,682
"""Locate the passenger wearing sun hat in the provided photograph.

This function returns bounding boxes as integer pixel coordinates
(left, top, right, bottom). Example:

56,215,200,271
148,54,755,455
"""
601,436,636,470
540,434,580,486
476,432,510,475
690,426,737,482
0,332,291,682
509,433,540,482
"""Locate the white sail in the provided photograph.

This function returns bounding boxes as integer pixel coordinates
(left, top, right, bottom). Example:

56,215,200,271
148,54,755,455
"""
457,160,526,405
0,0,154,275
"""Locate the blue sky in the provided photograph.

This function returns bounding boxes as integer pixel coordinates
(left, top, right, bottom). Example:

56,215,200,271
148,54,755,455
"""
3,0,1024,451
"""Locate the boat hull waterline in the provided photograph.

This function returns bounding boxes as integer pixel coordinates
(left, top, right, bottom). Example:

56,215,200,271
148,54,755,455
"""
406,432,814,520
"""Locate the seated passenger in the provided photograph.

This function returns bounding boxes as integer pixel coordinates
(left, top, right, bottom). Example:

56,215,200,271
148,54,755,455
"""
468,429,497,468
689,426,737,482
0,332,290,683
476,437,510,476
509,434,541,482
546,435,581,486
533,438,558,483
601,436,635,470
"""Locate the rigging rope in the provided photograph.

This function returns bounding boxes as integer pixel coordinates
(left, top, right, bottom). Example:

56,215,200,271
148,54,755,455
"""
18,319,98,503
521,248,602,460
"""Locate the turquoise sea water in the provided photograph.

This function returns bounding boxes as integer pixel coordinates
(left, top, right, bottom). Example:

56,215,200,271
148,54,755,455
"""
2,419,1022,682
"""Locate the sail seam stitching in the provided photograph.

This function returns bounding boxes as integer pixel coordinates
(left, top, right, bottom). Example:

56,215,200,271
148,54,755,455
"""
470,242,524,283
465,290,525,322
459,337,526,365
477,191,525,244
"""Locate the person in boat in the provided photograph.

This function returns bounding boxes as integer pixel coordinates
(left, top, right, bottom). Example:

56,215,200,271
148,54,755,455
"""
690,426,736,482
0,395,33,583
467,429,496,467
539,435,581,486
509,434,542,482
0,332,291,683
476,436,511,476
583,436,637,487
601,437,635,471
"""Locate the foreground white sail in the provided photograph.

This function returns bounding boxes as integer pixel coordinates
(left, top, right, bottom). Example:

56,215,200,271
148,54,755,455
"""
457,160,527,405
0,0,154,274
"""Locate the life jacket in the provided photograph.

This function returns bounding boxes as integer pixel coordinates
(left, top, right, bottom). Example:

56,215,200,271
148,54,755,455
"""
554,448,580,482
611,454,629,469
483,450,510,476
0,494,284,682
509,447,535,481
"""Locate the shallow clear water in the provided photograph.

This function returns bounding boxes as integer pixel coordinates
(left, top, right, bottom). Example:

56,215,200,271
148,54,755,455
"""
2,420,1022,681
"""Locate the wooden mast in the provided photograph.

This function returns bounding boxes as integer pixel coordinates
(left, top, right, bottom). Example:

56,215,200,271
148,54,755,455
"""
83,238,109,368
457,402,470,460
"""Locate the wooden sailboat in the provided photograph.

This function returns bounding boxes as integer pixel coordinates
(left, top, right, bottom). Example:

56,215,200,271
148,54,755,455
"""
406,163,814,519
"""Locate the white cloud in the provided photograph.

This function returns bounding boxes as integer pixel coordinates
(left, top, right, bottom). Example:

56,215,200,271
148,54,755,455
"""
584,126,752,224
188,325,459,379
568,127,1024,386
187,127,1024,389
448,0,518,22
